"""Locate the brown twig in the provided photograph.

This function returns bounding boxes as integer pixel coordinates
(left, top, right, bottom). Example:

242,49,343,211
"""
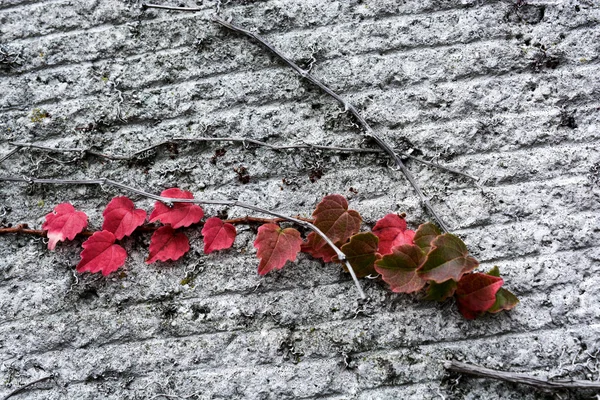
444,360,600,391
140,4,451,231
0,176,366,299
1,375,53,400
5,139,477,181
0,216,314,237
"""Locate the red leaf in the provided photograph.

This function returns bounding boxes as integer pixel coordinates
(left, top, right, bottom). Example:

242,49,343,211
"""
301,235,338,262
102,196,147,240
333,232,381,278
253,223,303,275
486,267,519,313
42,203,88,250
456,273,504,319
307,194,362,251
372,214,415,255
417,234,478,283
146,226,190,264
149,188,204,229
76,230,127,276
375,245,427,293
202,217,236,254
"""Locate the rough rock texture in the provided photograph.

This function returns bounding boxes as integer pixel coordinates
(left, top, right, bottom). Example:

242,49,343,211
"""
1,0,599,398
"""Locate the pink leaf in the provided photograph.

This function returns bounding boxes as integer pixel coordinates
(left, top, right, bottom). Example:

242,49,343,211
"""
202,217,236,254
76,230,127,276
149,188,204,229
372,213,415,255
254,223,303,275
102,196,147,240
146,226,190,264
42,203,88,250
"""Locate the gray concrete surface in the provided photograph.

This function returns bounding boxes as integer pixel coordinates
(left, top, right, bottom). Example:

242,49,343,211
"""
0,0,599,398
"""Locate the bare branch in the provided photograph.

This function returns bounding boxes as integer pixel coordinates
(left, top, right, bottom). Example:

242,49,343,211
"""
444,360,600,391
0,176,366,299
209,15,451,232
1,375,53,400
0,147,20,164
6,138,477,181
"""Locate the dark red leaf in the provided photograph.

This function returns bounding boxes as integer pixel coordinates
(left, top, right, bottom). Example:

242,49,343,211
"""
418,234,478,283
413,222,441,253
424,280,458,302
76,230,127,276
333,232,381,278
372,214,415,255
202,217,236,254
149,188,204,229
254,224,303,275
146,226,190,264
305,194,362,253
102,196,146,240
375,244,427,293
456,273,504,319
42,203,88,250
301,237,338,263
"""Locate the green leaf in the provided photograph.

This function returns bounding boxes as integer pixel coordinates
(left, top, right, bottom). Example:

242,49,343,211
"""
413,222,441,253
418,234,478,283
334,232,380,278
374,244,427,293
487,266,500,277
488,288,520,314
424,280,457,302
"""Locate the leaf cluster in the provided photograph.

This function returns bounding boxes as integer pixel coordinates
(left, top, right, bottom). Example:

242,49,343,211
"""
40,193,518,319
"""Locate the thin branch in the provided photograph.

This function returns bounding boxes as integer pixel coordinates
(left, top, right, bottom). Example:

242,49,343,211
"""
141,4,452,230
0,176,366,299
6,139,477,181
209,16,451,232
0,216,314,237
0,147,19,164
1,375,53,400
444,360,600,391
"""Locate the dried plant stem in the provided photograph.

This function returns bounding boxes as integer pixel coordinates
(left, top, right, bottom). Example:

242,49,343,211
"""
444,360,600,391
141,5,450,231
0,176,366,299
0,147,19,164
0,216,313,237
209,16,450,231
1,375,53,400
5,139,477,181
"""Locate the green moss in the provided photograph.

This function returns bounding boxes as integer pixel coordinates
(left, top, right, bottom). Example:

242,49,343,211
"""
30,108,48,123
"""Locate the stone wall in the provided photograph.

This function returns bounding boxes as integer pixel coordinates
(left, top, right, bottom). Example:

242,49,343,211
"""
0,0,599,398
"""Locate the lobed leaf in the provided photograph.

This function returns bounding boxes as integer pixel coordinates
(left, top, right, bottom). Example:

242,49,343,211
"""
456,273,504,319
202,217,236,254
424,279,458,302
418,234,478,283
306,194,362,252
372,213,415,255
301,237,339,263
413,222,441,253
146,226,190,264
334,232,381,278
76,230,127,276
42,203,88,250
254,223,302,275
102,196,146,240
149,188,204,229
375,244,427,293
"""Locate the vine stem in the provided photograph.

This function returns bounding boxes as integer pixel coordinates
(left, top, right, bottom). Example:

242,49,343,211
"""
0,176,366,299
1,375,53,400
444,360,600,391
4,139,477,181
141,4,450,232
0,216,314,236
